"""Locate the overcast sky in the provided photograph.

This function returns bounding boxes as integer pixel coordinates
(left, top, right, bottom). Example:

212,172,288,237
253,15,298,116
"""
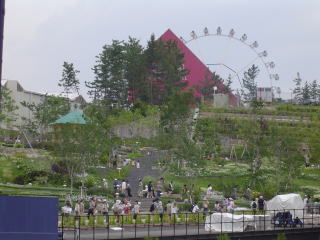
3,0,320,99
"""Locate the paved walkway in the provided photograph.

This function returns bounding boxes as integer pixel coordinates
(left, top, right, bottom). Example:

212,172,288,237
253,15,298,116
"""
125,148,166,211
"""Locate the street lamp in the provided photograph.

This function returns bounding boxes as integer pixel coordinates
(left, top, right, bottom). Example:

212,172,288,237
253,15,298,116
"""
206,63,243,88
213,86,218,105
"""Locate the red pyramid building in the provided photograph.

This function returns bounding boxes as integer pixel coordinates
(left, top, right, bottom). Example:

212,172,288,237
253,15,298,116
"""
160,29,237,106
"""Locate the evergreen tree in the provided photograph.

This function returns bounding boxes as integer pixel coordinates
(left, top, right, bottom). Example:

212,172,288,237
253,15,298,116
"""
310,80,318,101
59,61,80,96
293,72,302,103
144,35,188,105
222,74,233,93
123,37,148,104
302,81,311,101
194,70,217,101
86,40,127,109
241,64,259,102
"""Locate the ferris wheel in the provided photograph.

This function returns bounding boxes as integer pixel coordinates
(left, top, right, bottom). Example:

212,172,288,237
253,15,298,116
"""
179,27,279,89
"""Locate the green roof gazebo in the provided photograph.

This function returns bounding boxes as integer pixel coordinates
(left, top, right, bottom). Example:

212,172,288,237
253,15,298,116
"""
51,110,87,125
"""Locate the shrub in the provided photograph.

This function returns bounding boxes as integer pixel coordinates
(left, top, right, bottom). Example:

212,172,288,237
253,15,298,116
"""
217,234,231,240
275,233,287,240
13,152,27,159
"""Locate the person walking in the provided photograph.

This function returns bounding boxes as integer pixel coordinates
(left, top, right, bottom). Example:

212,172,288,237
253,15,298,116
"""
206,184,213,198
149,199,156,222
147,181,153,198
192,202,200,213
136,160,141,169
138,178,143,198
156,180,163,197
112,200,122,224
87,197,96,219
258,196,265,213
127,182,132,198
156,200,164,223
121,180,127,196
202,198,209,219
101,199,109,223
75,200,84,217
251,198,257,215
132,201,140,223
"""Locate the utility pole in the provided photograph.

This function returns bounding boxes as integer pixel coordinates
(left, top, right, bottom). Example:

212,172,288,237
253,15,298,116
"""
0,0,5,109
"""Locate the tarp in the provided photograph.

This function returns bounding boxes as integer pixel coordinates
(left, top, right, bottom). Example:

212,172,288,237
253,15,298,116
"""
266,193,304,218
205,213,271,232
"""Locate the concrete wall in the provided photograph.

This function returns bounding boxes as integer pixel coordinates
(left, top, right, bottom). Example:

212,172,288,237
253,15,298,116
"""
113,120,158,139
213,93,230,108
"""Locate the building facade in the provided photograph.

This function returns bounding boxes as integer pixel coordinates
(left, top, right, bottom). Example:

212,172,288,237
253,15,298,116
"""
1,80,86,130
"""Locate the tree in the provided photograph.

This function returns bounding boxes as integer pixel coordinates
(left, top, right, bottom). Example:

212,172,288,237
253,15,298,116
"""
86,40,127,110
0,88,18,128
241,65,259,102
144,35,188,105
194,70,224,101
52,123,112,194
302,81,311,101
160,90,194,128
222,74,233,93
293,72,303,103
21,95,69,140
123,37,148,104
59,61,80,97
310,80,318,101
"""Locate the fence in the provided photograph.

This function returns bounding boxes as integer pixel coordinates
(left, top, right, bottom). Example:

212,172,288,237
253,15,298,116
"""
58,209,320,240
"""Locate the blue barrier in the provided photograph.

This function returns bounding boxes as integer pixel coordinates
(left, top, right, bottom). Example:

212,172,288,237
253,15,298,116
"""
0,195,58,240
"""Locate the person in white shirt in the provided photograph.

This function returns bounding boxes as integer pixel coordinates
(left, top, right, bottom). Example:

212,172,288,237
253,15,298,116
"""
192,202,200,213
206,184,213,198
303,195,309,207
121,180,127,195
136,160,141,169
62,202,72,222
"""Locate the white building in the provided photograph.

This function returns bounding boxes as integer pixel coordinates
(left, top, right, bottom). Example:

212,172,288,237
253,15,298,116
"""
1,80,86,130
257,87,273,103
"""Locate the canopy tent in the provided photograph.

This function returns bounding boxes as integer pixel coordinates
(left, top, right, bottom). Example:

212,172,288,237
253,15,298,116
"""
266,193,304,218
205,213,271,232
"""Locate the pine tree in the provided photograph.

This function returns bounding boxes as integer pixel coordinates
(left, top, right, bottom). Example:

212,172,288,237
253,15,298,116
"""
86,40,127,109
302,81,311,102
59,62,80,96
144,35,188,105
293,72,302,103
222,74,233,93
241,64,259,102
123,37,148,104
310,80,318,101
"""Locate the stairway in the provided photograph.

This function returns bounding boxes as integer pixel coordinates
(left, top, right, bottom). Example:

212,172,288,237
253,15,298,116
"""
125,148,165,212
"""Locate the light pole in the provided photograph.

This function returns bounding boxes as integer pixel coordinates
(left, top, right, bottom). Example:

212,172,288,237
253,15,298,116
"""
207,63,243,88
213,86,217,106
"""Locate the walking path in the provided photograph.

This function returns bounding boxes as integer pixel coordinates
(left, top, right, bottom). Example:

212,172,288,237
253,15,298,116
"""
125,148,166,211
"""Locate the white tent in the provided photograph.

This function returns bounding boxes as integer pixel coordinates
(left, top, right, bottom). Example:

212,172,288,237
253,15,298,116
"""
205,213,271,232
266,193,304,218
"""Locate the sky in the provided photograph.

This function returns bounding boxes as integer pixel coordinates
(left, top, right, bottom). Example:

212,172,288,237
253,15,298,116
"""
3,0,320,100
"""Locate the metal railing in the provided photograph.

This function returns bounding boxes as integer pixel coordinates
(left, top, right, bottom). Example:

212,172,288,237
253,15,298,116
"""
58,209,320,239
